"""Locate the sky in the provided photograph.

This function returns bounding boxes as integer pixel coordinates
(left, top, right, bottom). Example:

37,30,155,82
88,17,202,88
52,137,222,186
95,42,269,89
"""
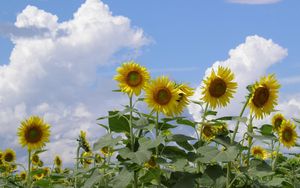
0,0,299,165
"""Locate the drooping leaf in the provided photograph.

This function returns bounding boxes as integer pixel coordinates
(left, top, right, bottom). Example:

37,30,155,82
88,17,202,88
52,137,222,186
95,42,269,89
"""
108,111,130,133
93,133,122,151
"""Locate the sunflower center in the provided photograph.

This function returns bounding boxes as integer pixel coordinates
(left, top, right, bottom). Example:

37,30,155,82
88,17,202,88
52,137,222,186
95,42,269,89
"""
209,78,227,98
4,153,13,162
25,126,43,143
274,118,283,129
253,150,263,156
154,88,172,105
126,71,142,87
283,129,292,142
203,126,213,137
252,86,269,108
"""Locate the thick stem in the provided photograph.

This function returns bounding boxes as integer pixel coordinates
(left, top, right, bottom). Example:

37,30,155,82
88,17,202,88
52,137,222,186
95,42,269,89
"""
129,96,135,152
228,98,249,187
75,146,80,188
199,103,209,141
231,98,249,144
129,95,138,188
155,111,159,156
272,142,280,171
226,163,231,188
27,149,31,188
246,115,254,167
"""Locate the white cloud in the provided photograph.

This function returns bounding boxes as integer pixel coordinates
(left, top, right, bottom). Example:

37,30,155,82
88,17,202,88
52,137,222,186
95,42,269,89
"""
188,35,287,122
0,0,148,165
227,0,282,4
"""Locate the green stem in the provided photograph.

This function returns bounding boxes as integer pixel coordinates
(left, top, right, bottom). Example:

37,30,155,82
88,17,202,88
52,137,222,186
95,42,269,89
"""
129,95,135,152
231,98,249,144
75,146,80,188
272,142,280,171
27,149,31,188
226,163,231,188
199,103,209,142
246,115,254,167
227,98,249,188
155,111,159,156
129,95,138,188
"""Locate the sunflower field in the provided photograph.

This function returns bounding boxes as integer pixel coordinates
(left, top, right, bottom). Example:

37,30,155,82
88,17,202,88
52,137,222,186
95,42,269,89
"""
1,61,300,188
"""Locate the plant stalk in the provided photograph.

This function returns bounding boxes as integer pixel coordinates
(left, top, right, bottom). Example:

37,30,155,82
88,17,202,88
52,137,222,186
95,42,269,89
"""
129,95,138,188
27,149,32,188
272,142,280,171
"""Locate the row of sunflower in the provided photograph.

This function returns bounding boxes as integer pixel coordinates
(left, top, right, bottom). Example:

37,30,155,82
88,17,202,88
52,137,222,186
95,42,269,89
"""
0,61,299,188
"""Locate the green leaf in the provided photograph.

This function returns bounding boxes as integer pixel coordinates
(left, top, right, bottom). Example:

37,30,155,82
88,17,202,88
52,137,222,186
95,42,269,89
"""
176,118,196,128
197,145,240,163
112,169,133,188
167,134,196,151
264,177,285,187
119,148,151,165
108,111,130,133
260,124,273,136
199,165,226,187
247,131,276,140
248,159,274,177
215,116,247,123
161,146,187,159
205,110,217,116
82,169,102,188
33,179,51,188
139,168,161,183
93,133,122,151
169,172,196,188
139,136,164,150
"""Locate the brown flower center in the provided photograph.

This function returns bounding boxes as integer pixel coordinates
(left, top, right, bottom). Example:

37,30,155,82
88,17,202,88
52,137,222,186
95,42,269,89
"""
252,86,269,108
209,78,227,98
203,125,214,137
154,88,172,105
274,118,283,130
126,71,142,87
25,126,43,143
253,149,263,156
283,128,292,142
4,153,14,162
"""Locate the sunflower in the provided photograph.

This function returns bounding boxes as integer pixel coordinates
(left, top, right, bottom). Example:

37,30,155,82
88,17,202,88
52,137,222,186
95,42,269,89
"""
279,120,297,148
100,147,113,157
114,61,150,96
81,152,93,167
251,146,268,160
31,154,40,165
144,156,158,169
272,113,285,133
200,124,217,141
174,83,194,115
54,156,62,167
79,130,91,152
145,76,180,116
43,167,50,176
248,74,280,119
201,66,237,109
3,148,16,163
33,170,44,180
20,171,27,181
95,153,102,164
18,116,50,150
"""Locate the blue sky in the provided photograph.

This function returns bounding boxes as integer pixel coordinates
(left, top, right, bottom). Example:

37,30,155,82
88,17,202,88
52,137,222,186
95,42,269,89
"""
0,0,300,164
0,0,299,92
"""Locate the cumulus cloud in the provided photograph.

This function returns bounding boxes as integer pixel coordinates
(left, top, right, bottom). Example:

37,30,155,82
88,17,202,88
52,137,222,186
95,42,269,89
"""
0,0,148,165
188,35,287,123
227,0,282,4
